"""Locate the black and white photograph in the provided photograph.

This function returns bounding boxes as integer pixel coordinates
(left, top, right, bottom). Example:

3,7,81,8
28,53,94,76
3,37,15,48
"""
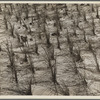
0,2,100,96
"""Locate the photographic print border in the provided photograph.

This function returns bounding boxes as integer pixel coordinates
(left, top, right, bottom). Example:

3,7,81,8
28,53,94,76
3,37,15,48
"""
0,0,100,99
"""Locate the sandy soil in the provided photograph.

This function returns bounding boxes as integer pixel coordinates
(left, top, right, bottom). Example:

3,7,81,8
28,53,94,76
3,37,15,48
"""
0,4,100,95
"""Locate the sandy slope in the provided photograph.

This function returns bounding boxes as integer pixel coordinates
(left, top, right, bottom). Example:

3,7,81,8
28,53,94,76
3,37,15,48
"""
0,4,100,95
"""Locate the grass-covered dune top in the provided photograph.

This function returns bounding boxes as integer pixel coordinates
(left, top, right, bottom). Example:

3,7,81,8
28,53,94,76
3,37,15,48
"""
0,3,100,95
